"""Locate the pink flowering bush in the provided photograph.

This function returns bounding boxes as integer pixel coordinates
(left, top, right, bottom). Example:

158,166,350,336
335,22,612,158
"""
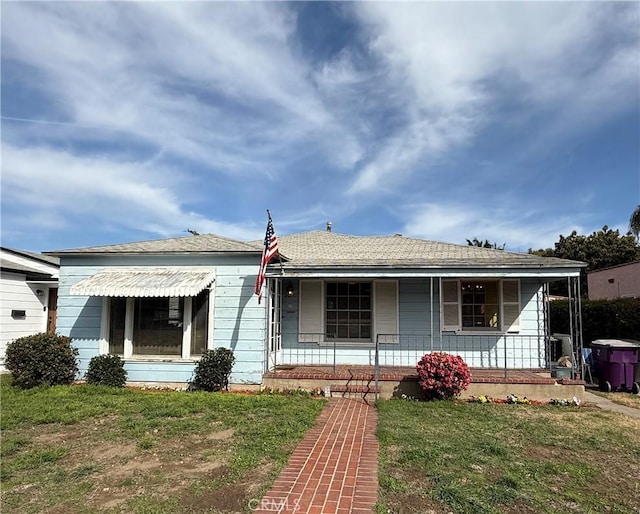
416,352,471,400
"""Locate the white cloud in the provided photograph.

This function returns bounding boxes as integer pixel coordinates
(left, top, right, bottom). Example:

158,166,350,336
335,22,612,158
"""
401,202,589,251
349,2,639,194
349,114,474,193
1,2,637,251
1,143,262,241
0,2,349,177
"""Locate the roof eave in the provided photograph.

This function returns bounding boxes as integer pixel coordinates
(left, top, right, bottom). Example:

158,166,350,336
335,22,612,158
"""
275,262,586,270
46,250,262,257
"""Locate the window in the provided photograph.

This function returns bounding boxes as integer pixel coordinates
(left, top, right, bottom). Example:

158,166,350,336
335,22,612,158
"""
133,297,184,356
104,289,211,358
442,279,520,332
325,282,372,341
109,297,126,355
191,290,209,356
298,279,398,344
461,281,499,329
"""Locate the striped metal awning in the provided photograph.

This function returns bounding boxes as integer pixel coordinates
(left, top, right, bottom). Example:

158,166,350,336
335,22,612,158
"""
70,267,216,297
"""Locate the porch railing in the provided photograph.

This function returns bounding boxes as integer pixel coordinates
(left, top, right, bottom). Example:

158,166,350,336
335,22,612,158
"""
373,333,555,401
276,333,339,373
274,332,554,376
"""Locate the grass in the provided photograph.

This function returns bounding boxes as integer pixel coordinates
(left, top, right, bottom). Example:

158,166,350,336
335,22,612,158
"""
5,373,639,514
589,389,640,410
376,399,640,514
0,375,325,513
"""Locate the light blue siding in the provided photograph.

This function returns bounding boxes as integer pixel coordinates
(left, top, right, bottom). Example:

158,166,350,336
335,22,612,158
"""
58,251,551,385
57,255,266,385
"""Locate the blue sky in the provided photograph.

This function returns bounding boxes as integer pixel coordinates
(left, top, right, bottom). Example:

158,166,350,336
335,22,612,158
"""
1,1,639,253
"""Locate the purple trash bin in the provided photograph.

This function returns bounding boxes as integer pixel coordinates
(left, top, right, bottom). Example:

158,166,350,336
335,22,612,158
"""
591,339,640,394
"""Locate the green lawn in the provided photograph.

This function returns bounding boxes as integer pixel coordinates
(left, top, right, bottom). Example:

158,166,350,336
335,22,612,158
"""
376,399,640,514
0,376,325,513
5,375,640,514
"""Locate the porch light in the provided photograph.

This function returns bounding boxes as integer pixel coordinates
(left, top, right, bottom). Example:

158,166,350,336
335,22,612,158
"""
285,281,296,297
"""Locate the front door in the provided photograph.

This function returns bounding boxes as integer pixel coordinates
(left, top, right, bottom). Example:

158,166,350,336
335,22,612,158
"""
47,288,58,333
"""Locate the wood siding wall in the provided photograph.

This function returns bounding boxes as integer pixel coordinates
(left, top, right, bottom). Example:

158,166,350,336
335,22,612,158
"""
0,271,50,370
56,255,265,385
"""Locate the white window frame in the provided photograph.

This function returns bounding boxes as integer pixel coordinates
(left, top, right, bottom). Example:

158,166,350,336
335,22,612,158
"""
100,288,214,360
298,279,399,346
325,280,374,343
440,279,521,334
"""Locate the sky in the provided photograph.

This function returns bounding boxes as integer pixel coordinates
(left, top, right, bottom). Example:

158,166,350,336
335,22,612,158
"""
1,1,639,254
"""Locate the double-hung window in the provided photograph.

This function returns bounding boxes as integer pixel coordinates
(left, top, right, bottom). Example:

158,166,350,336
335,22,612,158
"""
325,282,372,341
298,280,398,344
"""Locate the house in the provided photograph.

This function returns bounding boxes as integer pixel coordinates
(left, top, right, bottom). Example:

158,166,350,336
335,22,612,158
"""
587,261,640,300
47,230,586,390
0,247,60,371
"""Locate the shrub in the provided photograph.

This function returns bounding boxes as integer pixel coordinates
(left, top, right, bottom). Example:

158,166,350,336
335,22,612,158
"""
416,352,471,400
85,354,127,387
191,348,235,392
5,333,78,389
550,297,640,345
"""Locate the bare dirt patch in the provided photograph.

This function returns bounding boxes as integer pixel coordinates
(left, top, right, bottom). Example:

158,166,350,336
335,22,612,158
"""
21,416,257,513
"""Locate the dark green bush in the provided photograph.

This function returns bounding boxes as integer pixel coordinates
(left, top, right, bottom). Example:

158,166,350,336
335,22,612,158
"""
550,297,640,345
85,354,127,387
191,348,235,392
5,333,78,389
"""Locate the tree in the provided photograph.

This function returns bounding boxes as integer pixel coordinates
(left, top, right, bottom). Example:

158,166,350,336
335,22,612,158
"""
530,226,640,296
466,237,505,250
630,205,640,240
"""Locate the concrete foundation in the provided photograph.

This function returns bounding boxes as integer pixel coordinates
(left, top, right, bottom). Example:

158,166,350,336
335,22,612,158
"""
263,374,585,402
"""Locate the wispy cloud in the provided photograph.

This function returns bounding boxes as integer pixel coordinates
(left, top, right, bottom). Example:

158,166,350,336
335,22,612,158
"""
348,2,639,194
1,143,262,241
400,202,588,251
0,2,637,251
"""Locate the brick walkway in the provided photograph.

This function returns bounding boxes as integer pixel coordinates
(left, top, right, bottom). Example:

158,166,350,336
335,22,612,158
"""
253,398,378,514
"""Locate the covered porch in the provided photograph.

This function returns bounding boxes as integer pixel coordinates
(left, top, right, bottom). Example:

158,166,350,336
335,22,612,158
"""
264,276,585,384
262,230,586,399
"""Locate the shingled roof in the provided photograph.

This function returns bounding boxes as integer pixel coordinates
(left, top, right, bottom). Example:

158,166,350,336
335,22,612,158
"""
48,230,585,270
274,231,584,269
48,234,261,255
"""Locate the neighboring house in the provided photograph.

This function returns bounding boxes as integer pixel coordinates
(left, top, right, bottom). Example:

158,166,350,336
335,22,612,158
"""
0,247,60,371
587,261,640,300
48,231,585,387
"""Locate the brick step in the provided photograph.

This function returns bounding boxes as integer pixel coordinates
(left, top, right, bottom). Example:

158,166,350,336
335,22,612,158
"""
330,384,379,394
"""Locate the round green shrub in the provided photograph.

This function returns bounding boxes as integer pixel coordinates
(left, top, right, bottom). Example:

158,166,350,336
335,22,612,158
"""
5,332,79,389
191,348,235,392
85,354,127,387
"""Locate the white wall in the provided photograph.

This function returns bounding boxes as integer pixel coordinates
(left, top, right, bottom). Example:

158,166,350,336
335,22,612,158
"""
0,271,49,370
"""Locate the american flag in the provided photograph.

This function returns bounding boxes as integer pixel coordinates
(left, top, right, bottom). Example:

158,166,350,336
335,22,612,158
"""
255,212,279,303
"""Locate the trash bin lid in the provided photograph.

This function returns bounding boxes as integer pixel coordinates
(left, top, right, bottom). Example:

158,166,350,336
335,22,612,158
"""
591,339,640,348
